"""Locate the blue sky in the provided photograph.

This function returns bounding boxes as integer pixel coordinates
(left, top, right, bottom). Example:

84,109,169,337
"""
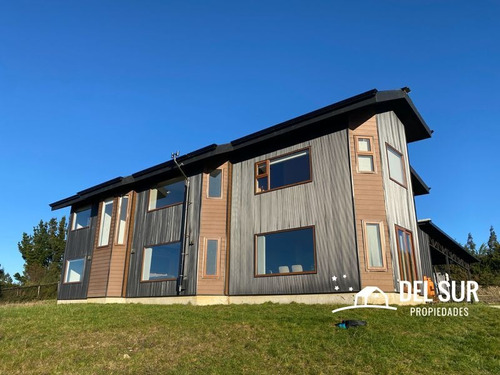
0,1,498,277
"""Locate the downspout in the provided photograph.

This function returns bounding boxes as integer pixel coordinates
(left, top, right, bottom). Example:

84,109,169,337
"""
172,151,190,295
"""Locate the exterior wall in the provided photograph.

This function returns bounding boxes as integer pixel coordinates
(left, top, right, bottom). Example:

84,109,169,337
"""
125,175,202,297
377,111,423,290
417,228,435,279
58,205,98,300
229,129,359,295
349,115,395,292
197,162,229,295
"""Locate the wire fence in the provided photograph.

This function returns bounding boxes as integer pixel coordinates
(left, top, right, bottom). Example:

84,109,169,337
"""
0,282,59,303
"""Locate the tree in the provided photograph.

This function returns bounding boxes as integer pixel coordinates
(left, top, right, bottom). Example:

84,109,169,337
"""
0,264,13,286
464,233,477,255
487,226,499,255
17,217,67,285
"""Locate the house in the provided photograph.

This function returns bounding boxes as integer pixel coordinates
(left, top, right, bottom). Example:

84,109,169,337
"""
50,88,477,305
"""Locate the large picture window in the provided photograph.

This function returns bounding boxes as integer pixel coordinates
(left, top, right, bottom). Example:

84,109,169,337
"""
72,207,91,230
98,199,114,247
386,144,407,187
64,258,85,283
396,226,418,283
255,148,311,193
363,222,386,270
255,226,316,276
141,242,181,281
148,179,185,211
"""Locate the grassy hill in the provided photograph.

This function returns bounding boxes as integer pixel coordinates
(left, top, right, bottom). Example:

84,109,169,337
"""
0,301,498,374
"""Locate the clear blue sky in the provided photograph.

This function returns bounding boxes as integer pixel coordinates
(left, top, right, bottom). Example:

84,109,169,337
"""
1,1,498,277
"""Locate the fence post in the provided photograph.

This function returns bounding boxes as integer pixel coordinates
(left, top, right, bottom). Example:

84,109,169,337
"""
37,285,41,299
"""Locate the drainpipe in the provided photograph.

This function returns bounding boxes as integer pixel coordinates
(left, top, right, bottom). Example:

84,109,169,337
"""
172,151,190,295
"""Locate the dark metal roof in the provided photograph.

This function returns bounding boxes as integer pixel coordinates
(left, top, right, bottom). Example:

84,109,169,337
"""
50,88,432,211
418,219,479,264
410,166,430,196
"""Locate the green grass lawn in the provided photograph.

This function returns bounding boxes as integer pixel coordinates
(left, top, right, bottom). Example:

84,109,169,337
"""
0,301,498,374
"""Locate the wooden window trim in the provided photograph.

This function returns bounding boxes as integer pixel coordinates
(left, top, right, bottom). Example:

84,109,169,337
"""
139,241,181,283
395,225,418,282
355,136,376,174
254,147,313,195
202,237,220,279
71,206,92,231
253,225,317,278
62,258,85,285
96,198,115,249
207,169,223,199
386,143,408,189
146,178,185,213
115,194,131,245
362,221,387,271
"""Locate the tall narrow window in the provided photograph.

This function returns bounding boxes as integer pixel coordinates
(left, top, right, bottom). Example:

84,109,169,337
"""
356,136,375,173
72,207,91,230
364,222,385,270
141,242,181,281
386,144,406,187
208,169,222,198
116,195,129,245
396,226,417,283
205,239,219,276
64,258,85,283
98,199,114,247
148,178,185,211
255,148,311,193
255,226,316,276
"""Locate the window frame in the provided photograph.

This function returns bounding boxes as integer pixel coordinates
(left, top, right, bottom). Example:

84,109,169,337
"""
395,225,418,283
71,206,92,231
97,198,114,248
362,221,387,271
140,241,182,283
115,194,131,245
254,147,313,195
253,225,317,278
202,237,220,278
355,136,376,174
147,178,185,213
207,169,223,199
386,143,407,188
63,258,85,284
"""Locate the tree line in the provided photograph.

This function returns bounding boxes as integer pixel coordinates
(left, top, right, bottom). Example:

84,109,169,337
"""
463,226,500,286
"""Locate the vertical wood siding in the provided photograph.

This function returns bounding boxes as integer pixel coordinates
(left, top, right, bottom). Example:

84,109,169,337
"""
417,228,434,279
58,206,98,300
349,116,395,292
229,129,359,295
377,111,423,290
197,162,229,295
125,175,202,297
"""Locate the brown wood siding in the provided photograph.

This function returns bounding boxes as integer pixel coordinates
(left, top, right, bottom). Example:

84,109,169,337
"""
87,198,118,297
349,115,395,292
197,162,229,295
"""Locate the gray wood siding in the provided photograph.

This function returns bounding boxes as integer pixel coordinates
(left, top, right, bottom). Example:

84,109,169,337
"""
377,111,423,290
229,129,359,295
126,175,202,297
58,206,97,300
417,228,434,279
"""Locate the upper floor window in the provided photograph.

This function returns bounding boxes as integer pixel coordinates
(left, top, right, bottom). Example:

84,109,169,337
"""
72,207,91,230
386,144,407,187
255,226,316,276
98,199,114,247
116,195,130,245
255,148,311,194
356,136,375,173
64,258,85,283
148,178,185,211
208,169,222,198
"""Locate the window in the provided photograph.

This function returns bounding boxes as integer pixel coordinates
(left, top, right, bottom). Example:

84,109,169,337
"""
356,136,375,173
364,222,386,270
255,226,316,276
116,195,129,245
255,148,311,193
141,242,181,281
386,144,406,187
72,207,91,230
204,239,219,276
64,258,85,283
208,169,222,198
98,199,114,247
148,178,185,211
396,226,418,283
